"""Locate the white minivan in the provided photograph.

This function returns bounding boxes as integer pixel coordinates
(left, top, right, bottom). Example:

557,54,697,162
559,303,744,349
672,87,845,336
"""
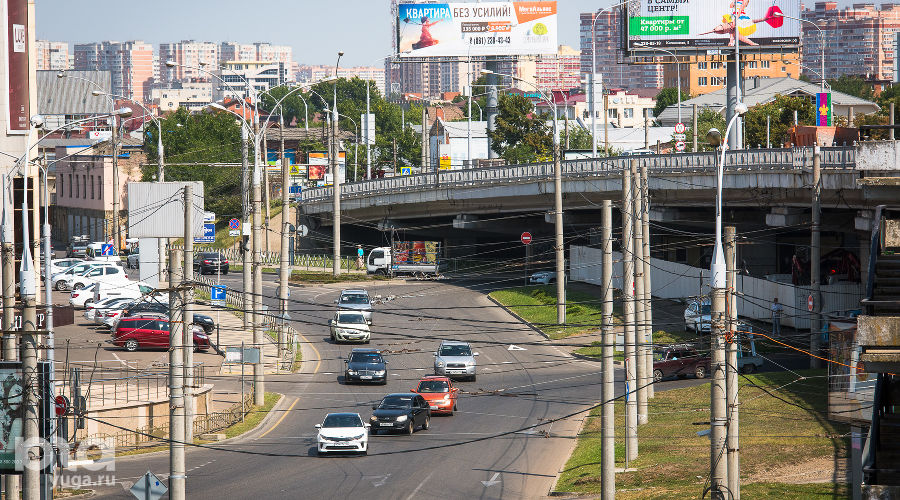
93,280,154,304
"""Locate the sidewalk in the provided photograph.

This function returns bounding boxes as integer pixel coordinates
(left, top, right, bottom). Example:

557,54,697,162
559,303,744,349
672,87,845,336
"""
202,301,283,376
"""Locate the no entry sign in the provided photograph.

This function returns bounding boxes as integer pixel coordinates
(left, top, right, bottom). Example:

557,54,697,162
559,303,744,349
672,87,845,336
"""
521,232,533,245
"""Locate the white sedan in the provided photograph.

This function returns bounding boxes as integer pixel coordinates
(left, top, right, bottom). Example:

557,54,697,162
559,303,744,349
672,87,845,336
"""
69,284,98,308
44,258,83,279
63,266,128,291
329,311,371,343
684,298,712,333
529,271,565,285
85,297,131,322
316,412,369,456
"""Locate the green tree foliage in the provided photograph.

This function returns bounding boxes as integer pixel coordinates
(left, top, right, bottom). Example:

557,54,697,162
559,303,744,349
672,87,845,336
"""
143,108,244,218
654,87,690,118
489,93,553,163
258,86,318,129
683,109,726,151
827,75,874,101
743,95,814,148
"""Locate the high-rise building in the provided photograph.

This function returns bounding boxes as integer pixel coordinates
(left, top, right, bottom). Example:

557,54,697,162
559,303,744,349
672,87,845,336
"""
219,42,292,65
802,2,900,83
74,41,154,102
215,61,290,101
254,43,292,64
662,52,800,96
220,42,257,62
298,65,388,95
36,40,69,71
535,45,581,91
159,40,219,83
579,9,662,90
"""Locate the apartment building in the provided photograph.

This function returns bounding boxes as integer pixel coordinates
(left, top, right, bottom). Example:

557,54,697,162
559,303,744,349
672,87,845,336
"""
159,40,219,83
215,61,291,100
802,2,900,82
535,45,581,92
579,9,663,90
150,81,214,112
36,40,68,71
299,65,387,94
74,41,154,102
663,52,801,96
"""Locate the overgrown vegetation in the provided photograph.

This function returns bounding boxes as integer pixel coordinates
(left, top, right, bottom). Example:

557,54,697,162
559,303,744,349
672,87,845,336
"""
489,285,620,339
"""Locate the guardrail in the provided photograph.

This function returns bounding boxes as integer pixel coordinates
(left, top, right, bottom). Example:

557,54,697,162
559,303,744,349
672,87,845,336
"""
59,362,206,409
300,147,857,204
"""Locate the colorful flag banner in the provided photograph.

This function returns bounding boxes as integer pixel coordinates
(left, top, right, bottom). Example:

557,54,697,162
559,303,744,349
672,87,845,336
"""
816,92,832,127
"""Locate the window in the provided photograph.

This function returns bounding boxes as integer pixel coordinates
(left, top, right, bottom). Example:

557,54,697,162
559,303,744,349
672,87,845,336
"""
82,175,86,198
75,174,79,198
90,175,95,199
762,60,770,68
748,61,758,69
698,61,708,69
782,67,787,72
59,176,64,198
711,61,722,69
624,108,634,118
608,108,618,119
97,177,101,199
698,76,708,86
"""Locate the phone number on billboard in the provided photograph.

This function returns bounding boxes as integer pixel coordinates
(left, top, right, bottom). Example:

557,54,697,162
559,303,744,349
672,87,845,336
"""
468,36,512,45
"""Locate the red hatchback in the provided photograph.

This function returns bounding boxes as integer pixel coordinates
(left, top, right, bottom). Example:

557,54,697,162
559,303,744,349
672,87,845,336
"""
412,376,459,415
113,317,210,352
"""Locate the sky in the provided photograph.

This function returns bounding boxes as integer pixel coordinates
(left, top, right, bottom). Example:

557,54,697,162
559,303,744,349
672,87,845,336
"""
36,0,889,67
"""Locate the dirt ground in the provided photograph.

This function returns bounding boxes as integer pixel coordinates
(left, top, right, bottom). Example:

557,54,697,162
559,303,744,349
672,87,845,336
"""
747,455,849,484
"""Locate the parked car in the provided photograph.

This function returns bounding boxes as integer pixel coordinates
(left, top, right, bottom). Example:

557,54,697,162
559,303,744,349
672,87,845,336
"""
112,317,209,352
93,280,153,304
44,258,82,279
126,248,140,269
108,299,214,333
86,242,120,263
315,413,369,456
652,345,710,382
329,311,371,343
369,393,431,435
63,265,128,291
66,236,90,258
85,297,131,322
335,289,372,324
69,284,98,308
529,271,555,285
412,375,459,415
52,262,105,290
193,252,229,275
684,298,711,333
343,348,387,384
433,340,479,381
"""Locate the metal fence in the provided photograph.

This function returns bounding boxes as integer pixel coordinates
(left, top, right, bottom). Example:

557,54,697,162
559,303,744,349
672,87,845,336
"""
59,363,206,409
186,246,356,272
300,146,857,204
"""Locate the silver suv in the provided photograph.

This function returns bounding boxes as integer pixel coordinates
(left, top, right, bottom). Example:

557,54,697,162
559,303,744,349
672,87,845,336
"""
335,289,372,324
434,340,479,381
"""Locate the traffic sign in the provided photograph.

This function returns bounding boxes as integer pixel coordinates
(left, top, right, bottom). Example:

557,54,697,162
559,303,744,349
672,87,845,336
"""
54,395,69,417
211,286,226,305
297,224,309,237
675,141,686,152
229,218,240,230
400,167,411,176
673,133,686,141
289,164,301,176
675,122,686,134
808,294,814,312
229,230,240,237
130,471,167,500
194,222,215,244
521,232,533,245
101,243,114,256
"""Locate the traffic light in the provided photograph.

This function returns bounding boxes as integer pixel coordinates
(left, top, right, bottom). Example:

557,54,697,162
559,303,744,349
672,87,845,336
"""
241,235,250,253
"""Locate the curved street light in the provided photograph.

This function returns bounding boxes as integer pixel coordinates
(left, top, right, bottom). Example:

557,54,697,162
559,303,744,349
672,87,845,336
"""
774,12,825,92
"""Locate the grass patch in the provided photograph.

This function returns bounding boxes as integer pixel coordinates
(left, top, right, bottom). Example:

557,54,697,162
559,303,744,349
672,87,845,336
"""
288,270,391,284
575,329,696,361
489,285,621,339
555,369,848,498
222,392,281,439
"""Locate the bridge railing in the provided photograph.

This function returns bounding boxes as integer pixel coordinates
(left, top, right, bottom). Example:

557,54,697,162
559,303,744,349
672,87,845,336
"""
301,147,856,203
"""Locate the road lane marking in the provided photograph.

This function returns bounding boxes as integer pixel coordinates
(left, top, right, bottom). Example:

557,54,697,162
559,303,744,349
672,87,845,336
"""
481,472,501,487
258,398,297,439
294,329,322,375
404,469,436,500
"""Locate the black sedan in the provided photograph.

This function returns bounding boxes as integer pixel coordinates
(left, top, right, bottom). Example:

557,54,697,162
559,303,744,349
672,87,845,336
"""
343,348,387,384
369,393,431,435
194,252,229,275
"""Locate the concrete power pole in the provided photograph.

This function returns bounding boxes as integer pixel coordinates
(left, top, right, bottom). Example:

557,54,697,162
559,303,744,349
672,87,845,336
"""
241,126,251,330
641,165,654,399
279,112,291,360
710,234,729,498
183,186,195,444
554,133,566,324
253,131,265,406
22,282,38,500
693,104,699,152
810,149,822,368
111,115,120,252
725,225,740,500
168,245,185,500
332,101,342,278
0,176,18,499
601,199,615,498
632,161,648,426
622,160,638,461
421,105,428,171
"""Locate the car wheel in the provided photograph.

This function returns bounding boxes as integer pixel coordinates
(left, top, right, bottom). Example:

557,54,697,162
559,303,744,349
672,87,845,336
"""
695,365,707,379
406,420,414,434
56,281,68,291
124,339,139,352
380,378,387,386
685,320,692,332
422,416,430,431
84,299,93,309
223,270,229,275
742,363,756,374
470,375,477,382
73,283,84,290
653,369,664,383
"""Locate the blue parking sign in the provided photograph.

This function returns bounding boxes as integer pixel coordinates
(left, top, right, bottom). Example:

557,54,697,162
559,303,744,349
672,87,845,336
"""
194,222,216,243
211,286,226,305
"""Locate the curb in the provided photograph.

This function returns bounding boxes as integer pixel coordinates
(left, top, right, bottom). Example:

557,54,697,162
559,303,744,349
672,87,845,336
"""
486,294,550,340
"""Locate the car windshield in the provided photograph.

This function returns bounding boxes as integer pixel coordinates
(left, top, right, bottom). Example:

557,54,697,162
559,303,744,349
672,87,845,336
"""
68,264,93,274
340,294,369,305
337,313,366,324
322,414,362,428
439,345,471,357
349,352,382,363
653,351,666,361
700,305,711,314
417,380,449,393
379,396,413,409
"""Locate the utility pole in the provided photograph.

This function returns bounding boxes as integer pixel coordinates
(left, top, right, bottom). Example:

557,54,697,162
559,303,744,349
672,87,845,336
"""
332,86,342,278
158,122,167,294
421,104,428,171
604,93,610,156
241,126,251,330
601,199,615,498
725,225,740,500
111,114,120,252
641,165,654,399
692,104,698,152
710,240,729,498
183,185,195,444
554,130,566,324
19,179,38,499
810,148,822,368
891,102,896,141
623,160,637,461
366,81,372,178
0,175,17,499
632,161,648,426
253,125,265,405
168,245,185,500
644,112,649,149
279,111,291,360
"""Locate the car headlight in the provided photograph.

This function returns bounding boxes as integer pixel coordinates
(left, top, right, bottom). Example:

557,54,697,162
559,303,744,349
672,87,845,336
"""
351,433,365,440
440,394,450,402
395,415,408,422
347,370,357,375
370,415,377,421
374,370,385,375
436,360,444,367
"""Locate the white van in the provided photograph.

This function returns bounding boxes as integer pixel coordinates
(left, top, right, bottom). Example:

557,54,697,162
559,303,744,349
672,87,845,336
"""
93,280,155,304
86,242,120,263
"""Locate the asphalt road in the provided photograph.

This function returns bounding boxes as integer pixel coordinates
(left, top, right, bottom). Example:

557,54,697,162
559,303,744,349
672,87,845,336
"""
62,273,632,499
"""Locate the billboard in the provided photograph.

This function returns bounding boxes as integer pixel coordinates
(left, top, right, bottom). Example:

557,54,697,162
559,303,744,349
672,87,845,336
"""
625,0,800,51
397,2,557,58
5,0,30,133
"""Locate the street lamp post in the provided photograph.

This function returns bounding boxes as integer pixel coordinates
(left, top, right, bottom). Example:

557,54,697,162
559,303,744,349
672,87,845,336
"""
332,51,344,277
591,2,629,158
483,69,565,324
775,12,825,92
638,45,683,127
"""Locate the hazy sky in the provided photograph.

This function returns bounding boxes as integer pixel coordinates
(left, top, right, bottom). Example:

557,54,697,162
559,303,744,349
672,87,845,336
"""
36,0,886,67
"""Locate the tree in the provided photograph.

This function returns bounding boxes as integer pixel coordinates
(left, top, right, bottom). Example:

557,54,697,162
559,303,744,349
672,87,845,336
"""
567,126,595,151
489,93,553,163
143,108,244,218
654,88,690,118
827,75,874,101
743,95,814,147
683,109,726,151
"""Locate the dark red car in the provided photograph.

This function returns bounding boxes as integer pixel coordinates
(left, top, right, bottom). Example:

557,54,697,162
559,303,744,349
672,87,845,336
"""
113,316,210,352
652,345,709,382
412,375,460,415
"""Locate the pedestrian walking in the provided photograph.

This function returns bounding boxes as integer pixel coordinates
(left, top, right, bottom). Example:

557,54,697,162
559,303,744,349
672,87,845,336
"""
771,297,784,335
356,245,365,270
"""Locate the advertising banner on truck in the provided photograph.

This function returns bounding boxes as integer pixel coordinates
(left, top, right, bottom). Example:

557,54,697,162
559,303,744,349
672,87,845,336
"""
396,2,557,58
392,241,440,266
